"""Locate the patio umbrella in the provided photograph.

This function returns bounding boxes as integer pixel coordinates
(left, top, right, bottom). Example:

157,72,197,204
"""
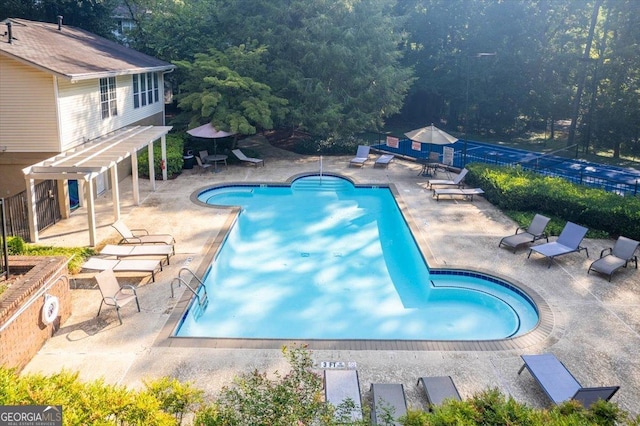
404,124,458,147
186,123,235,156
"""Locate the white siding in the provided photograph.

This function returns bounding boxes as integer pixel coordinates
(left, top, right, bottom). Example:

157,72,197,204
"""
57,72,166,151
0,56,60,152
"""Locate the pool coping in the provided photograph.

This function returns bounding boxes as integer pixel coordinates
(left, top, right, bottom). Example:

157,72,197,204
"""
153,173,554,351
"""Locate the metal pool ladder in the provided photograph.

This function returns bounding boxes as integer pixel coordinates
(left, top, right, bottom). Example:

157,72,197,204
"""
170,267,209,319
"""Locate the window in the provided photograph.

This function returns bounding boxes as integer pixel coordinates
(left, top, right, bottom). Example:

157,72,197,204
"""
100,77,117,119
133,72,160,109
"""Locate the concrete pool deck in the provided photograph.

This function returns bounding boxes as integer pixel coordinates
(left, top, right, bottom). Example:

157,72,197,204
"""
23,135,640,416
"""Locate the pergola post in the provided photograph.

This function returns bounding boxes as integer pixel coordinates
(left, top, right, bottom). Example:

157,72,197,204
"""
161,136,167,181
25,178,39,243
110,163,120,222
85,176,97,247
131,151,140,205
147,143,156,191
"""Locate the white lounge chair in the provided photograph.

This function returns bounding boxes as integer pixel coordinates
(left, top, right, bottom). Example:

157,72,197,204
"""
528,222,589,268
82,257,162,282
324,370,363,421
95,269,140,324
349,145,370,167
99,244,174,266
232,149,264,166
499,214,550,253
374,154,394,168
427,168,468,189
433,187,484,201
588,236,639,281
112,220,175,247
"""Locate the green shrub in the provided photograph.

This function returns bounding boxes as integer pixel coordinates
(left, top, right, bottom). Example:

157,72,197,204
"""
1,347,637,426
137,134,185,178
294,134,365,155
4,236,94,274
466,164,640,240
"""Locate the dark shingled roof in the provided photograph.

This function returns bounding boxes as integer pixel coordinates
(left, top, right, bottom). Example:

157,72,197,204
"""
0,18,174,81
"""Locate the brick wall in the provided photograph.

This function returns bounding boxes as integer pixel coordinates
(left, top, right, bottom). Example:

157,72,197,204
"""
0,256,71,371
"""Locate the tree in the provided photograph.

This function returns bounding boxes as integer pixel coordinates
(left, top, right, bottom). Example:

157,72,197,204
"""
174,43,288,136
0,0,118,38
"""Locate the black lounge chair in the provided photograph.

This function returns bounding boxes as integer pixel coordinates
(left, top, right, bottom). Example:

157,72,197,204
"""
528,222,589,268
417,376,461,409
324,370,363,422
499,214,550,253
588,236,639,281
370,383,407,425
518,353,619,407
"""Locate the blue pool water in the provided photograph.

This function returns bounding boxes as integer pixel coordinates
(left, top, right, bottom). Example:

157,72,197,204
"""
175,176,539,340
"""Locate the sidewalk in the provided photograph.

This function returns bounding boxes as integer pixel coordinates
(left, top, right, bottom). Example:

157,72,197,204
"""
23,136,640,415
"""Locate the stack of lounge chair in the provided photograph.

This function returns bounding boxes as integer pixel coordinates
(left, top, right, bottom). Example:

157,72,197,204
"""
81,221,176,282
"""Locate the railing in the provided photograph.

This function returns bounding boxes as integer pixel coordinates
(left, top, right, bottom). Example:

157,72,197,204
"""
372,139,640,198
170,267,209,319
4,180,62,241
0,199,8,280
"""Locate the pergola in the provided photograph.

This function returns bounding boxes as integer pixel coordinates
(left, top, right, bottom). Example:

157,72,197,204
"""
22,125,172,246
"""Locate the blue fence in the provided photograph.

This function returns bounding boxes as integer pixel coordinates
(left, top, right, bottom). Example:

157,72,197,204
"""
372,138,640,197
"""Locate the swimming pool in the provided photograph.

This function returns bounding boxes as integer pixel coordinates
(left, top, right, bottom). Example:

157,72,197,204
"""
174,175,540,341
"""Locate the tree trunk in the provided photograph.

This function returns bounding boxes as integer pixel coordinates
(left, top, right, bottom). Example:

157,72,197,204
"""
567,0,602,151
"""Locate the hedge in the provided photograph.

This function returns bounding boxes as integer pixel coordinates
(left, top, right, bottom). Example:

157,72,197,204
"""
465,163,640,240
137,134,186,179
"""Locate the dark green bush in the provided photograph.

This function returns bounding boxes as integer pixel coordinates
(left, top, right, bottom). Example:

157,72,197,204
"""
294,134,365,155
137,134,185,178
466,164,640,240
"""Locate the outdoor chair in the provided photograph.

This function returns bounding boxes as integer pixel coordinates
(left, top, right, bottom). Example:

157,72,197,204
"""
195,155,212,173
112,220,175,247
518,353,619,407
427,168,468,189
374,154,394,168
433,187,484,201
499,214,550,253
324,370,363,421
99,244,174,266
588,236,639,281
350,145,370,167
232,149,264,166
370,383,407,425
82,257,162,282
417,376,461,409
95,269,140,325
527,222,589,268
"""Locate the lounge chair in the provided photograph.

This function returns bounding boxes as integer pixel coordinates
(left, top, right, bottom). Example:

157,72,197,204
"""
370,383,407,425
112,220,175,247
324,370,363,421
195,155,212,173
518,353,619,407
99,244,174,266
82,257,162,282
374,154,394,168
427,168,468,189
95,269,140,324
232,149,264,166
349,145,370,167
528,222,589,268
433,187,484,201
588,236,639,281
499,214,550,253
417,376,461,408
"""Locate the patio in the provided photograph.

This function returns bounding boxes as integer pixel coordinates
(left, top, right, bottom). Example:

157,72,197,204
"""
22,135,640,416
